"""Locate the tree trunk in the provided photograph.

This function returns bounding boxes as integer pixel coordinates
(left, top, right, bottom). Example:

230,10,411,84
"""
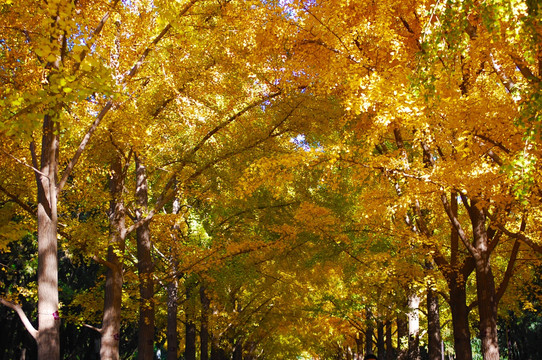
407,293,420,360
233,339,243,360
167,199,181,360
185,279,197,360
365,307,374,355
135,155,155,360
355,332,363,359
211,337,227,360
385,321,394,360
200,284,210,360
166,277,178,360
475,258,499,360
397,311,408,360
377,320,385,359
100,155,126,360
447,192,473,360
36,115,60,360
448,272,473,360
470,203,500,360
427,282,443,360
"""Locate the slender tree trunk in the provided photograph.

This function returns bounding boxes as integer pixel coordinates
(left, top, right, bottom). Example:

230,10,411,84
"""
365,307,374,355
385,321,394,360
447,192,473,360
185,279,197,360
135,155,155,360
448,272,473,360
36,115,60,360
100,155,126,360
407,293,420,360
200,284,210,360
377,320,385,359
211,337,227,360
427,281,443,360
397,311,408,360
167,199,181,360
355,332,363,359
233,339,243,360
166,276,178,360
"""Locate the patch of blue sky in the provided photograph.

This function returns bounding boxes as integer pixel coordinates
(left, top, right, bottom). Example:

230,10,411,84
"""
290,134,311,151
260,99,273,111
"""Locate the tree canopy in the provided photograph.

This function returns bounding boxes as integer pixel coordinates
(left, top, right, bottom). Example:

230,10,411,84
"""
1,0,542,360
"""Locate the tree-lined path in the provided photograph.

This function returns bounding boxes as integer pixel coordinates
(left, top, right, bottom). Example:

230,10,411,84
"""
1,0,542,359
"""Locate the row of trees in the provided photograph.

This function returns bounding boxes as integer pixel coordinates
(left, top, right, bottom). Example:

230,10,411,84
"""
1,0,542,359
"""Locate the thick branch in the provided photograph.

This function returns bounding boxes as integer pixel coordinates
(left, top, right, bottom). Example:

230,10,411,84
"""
495,239,520,304
92,254,116,271
0,298,38,340
58,101,113,192
490,53,515,92
510,53,541,84
474,133,511,154
440,193,478,258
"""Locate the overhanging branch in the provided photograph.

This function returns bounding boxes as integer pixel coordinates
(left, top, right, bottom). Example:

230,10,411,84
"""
0,298,38,340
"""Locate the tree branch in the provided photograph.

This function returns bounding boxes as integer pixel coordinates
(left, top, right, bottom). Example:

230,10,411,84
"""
0,183,35,215
302,5,350,53
73,0,122,72
440,193,479,258
495,239,520,304
0,149,48,178
58,1,199,192
83,323,103,334
491,220,542,254
510,53,541,84
125,0,200,81
0,298,38,340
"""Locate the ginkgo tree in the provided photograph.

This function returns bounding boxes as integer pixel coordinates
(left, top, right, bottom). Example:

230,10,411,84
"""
2,0,542,360
243,1,542,360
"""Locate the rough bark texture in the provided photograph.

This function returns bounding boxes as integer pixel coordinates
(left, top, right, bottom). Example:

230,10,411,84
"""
100,155,126,360
475,258,500,360
36,115,60,360
135,156,155,360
